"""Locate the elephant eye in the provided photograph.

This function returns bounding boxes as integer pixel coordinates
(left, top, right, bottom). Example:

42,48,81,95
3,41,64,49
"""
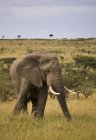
46,69,50,73
44,69,50,73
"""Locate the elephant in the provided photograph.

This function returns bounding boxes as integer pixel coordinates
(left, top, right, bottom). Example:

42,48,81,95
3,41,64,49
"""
10,52,71,121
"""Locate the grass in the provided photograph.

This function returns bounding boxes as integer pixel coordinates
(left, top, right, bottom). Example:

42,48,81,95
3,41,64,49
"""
0,38,96,140
0,38,96,63
0,96,96,140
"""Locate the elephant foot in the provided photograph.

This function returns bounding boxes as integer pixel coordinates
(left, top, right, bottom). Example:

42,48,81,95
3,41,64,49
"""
12,107,28,116
22,109,28,114
32,110,44,118
35,110,44,118
32,108,42,118
22,105,28,114
64,112,72,121
12,108,21,116
32,111,38,118
12,104,23,116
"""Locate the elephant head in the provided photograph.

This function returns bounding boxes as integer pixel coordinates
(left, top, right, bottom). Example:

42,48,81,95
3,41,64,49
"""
11,52,71,120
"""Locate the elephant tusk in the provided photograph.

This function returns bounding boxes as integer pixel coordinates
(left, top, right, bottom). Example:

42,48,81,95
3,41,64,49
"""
49,86,60,95
64,86,77,95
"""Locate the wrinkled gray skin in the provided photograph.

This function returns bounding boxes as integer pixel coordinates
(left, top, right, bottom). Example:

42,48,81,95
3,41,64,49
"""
10,52,71,120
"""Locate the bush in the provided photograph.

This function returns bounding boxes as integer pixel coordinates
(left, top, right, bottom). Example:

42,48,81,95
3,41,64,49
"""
74,55,96,70
77,81,94,98
0,57,16,69
0,69,15,102
62,62,96,98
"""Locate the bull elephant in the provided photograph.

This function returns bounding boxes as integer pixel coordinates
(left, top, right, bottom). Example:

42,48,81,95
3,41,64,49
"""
10,52,71,121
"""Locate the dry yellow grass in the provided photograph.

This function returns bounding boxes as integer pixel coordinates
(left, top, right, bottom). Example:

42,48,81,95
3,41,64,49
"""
0,96,96,140
0,38,96,63
0,38,96,140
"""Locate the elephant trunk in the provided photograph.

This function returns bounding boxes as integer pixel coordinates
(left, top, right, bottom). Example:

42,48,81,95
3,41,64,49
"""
57,85,71,120
52,77,72,121
57,93,72,121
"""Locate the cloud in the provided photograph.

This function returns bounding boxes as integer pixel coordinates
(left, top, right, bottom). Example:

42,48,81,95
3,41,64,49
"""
0,0,96,19
0,0,96,38
0,0,96,7
2,5,95,20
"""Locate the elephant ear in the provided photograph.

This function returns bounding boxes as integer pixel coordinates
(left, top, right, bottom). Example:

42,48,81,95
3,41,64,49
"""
16,56,42,87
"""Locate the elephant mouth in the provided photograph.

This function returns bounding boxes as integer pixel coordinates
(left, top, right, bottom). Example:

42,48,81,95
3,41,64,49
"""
49,86,60,95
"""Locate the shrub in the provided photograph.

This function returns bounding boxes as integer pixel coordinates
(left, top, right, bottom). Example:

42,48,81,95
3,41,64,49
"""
62,62,96,98
0,69,15,102
74,55,96,70
0,47,5,53
0,57,16,69
27,48,33,54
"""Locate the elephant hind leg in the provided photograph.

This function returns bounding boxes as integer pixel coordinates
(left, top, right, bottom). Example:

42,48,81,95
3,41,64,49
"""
22,99,28,114
31,98,38,116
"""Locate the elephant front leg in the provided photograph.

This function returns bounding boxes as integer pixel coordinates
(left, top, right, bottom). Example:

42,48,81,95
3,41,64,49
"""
13,80,29,115
36,85,48,118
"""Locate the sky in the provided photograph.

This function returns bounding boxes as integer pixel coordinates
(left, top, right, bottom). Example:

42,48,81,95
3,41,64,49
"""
0,0,96,39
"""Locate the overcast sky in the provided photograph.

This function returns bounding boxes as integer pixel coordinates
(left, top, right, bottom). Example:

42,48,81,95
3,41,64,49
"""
0,0,96,39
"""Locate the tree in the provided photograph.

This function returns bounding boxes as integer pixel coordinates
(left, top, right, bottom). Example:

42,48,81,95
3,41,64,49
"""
74,55,96,71
2,35,5,39
49,34,53,38
17,35,21,39
62,62,96,99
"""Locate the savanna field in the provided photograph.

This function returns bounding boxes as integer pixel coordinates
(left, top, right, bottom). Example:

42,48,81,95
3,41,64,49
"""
0,38,96,140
